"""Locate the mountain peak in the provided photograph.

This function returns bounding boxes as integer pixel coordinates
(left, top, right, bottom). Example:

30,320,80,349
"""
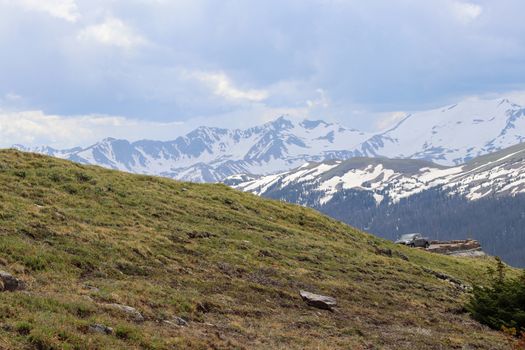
267,115,294,130
300,119,330,129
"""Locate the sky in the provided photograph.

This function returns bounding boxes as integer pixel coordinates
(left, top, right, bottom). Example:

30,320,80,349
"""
0,0,524,148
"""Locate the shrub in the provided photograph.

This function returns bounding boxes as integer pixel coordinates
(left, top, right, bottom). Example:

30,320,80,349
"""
75,172,92,183
24,256,48,271
14,170,27,178
114,325,140,341
466,257,525,334
15,321,32,335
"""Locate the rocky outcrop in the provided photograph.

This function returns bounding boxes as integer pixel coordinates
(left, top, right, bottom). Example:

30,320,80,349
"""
299,290,337,310
427,240,485,257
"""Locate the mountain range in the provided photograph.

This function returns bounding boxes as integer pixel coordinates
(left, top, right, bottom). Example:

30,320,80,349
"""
14,96,525,183
227,142,525,205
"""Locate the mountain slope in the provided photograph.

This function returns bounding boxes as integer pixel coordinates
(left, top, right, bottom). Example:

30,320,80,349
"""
360,97,525,165
0,150,515,349
227,143,525,267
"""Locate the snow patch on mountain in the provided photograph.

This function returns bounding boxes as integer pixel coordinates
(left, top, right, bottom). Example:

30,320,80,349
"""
361,97,525,165
229,143,525,206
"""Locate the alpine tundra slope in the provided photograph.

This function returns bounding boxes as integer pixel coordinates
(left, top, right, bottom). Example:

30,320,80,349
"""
0,149,514,349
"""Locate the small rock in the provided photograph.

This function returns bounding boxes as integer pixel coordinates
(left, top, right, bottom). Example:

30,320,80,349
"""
0,270,25,292
375,247,392,257
422,267,472,291
299,290,337,310
53,211,65,221
173,316,189,327
106,303,144,322
395,251,409,261
187,231,214,239
84,284,100,292
89,324,113,335
163,316,189,328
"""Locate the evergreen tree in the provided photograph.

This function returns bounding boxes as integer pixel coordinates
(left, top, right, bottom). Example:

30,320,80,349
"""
466,259,525,334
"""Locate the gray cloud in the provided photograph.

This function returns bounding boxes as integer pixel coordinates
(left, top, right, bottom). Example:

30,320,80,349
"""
0,0,524,145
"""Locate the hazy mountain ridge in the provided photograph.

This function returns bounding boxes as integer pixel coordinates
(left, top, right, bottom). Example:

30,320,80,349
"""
14,96,525,182
14,117,370,182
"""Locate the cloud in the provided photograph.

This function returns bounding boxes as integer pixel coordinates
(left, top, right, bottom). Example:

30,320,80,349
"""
190,71,269,102
11,0,79,22
451,1,483,24
77,17,147,49
0,0,524,135
4,93,22,101
306,89,330,109
0,111,185,148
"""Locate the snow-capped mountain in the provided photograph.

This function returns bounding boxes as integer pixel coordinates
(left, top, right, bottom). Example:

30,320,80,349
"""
227,142,525,205
359,97,525,165
14,117,370,182
13,95,525,182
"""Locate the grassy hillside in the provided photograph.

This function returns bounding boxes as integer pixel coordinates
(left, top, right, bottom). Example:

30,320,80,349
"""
0,150,517,349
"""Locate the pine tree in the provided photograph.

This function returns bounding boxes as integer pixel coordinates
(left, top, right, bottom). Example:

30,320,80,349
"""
466,258,525,334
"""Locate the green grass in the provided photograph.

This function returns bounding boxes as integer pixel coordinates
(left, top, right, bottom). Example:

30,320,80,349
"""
0,149,519,349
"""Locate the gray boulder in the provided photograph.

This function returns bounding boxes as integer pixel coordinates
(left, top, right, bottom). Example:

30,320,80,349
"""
299,290,337,310
0,270,25,291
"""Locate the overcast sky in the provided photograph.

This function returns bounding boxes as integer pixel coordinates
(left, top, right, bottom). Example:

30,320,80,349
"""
1,0,524,147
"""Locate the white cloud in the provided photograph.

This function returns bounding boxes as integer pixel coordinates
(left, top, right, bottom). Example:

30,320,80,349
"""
451,1,482,24
0,110,185,148
306,89,330,109
12,0,79,22
77,17,147,49
4,93,22,101
190,71,269,102
375,111,408,131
